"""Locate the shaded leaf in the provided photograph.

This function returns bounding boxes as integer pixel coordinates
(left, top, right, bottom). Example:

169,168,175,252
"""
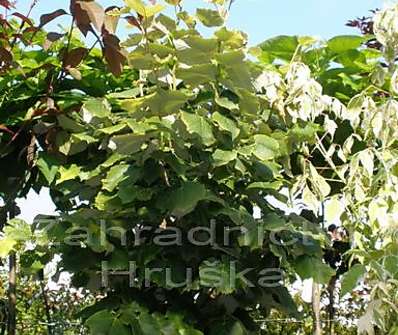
340,264,366,297
294,256,335,284
86,310,113,334
166,181,215,217
109,319,130,335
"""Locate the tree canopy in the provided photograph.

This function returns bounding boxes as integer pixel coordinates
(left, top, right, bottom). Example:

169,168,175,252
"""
0,1,398,334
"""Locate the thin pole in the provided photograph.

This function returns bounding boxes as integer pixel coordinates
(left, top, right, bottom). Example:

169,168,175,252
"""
7,203,17,335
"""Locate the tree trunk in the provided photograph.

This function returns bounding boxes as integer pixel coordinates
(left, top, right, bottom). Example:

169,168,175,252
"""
327,276,336,335
312,281,322,335
40,276,53,335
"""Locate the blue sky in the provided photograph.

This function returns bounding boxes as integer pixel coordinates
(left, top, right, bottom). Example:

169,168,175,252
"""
17,0,384,45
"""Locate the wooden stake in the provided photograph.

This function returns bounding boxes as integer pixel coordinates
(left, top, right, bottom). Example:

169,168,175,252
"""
7,203,17,335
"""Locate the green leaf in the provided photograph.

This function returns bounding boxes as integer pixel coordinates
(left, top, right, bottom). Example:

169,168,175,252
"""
109,134,146,154
57,115,85,133
118,184,153,204
340,264,366,297
140,314,163,334
199,259,236,294
247,181,282,191
383,256,398,277
253,135,280,160
82,98,111,123
221,207,262,250
102,164,129,192
358,150,374,177
107,88,141,99
327,35,364,53
86,310,114,334
212,112,240,140
185,36,218,53
294,256,335,284
128,51,155,70
176,12,196,29
176,64,217,86
166,181,213,217
0,238,16,257
212,149,237,167
4,219,32,241
57,164,82,184
238,89,259,115
215,97,239,111
263,213,287,232
125,0,165,17
302,184,319,213
216,51,253,90
215,27,247,49
181,112,215,146
325,197,344,222
109,319,130,335
258,35,299,61
196,8,224,27
99,124,128,135
309,164,331,199
72,133,97,144
147,89,190,116
56,132,87,156
210,320,247,335
36,153,59,184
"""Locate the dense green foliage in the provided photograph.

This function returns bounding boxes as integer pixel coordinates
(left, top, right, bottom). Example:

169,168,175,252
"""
0,0,398,334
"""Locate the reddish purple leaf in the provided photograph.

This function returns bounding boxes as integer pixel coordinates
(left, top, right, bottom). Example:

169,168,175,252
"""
125,15,141,29
0,124,14,135
78,1,105,32
44,32,65,50
39,9,67,28
12,12,33,26
70,0,92,36
102,32,126,76
63,47,88,68
0,0,14,10
0,47,12,63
